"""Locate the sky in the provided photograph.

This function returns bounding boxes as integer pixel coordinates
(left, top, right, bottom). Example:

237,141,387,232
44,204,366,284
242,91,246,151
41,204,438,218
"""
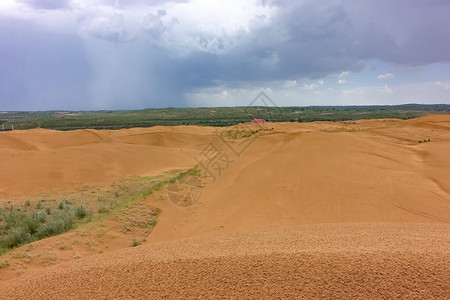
0,0,450,110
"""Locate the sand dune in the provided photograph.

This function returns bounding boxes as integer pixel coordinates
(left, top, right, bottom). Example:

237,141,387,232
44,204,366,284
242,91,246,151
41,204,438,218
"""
1,115,450,298
1,223,449,299
0,127,215,198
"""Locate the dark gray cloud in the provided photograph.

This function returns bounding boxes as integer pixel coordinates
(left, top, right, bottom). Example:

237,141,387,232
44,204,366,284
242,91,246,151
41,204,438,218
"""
166,0,450,88
0,18,90,110
16,0,72,10
340,0,450,65
1,0,450,110
92,0,189,7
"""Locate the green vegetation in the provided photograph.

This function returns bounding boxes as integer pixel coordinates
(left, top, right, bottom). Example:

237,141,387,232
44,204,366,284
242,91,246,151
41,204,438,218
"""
132,239,141,247
0,260,9,268
23,200,31,209
44,207,52,215
74,205,89,220
418,139,431,143
97,204,108,214
0,203,92,250
0,168,199,254
58,199,71,210
1,104,449,131
11,252,27,259
219,127,273,140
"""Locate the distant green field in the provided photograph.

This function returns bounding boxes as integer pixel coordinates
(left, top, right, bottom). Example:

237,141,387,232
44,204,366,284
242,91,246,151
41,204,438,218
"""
1,104,449,131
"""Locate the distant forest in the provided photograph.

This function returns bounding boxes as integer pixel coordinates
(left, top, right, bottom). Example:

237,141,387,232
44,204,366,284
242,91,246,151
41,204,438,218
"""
1,104,449,131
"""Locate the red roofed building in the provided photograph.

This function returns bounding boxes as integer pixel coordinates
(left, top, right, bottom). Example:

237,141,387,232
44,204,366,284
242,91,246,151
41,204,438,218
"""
251,119,265,123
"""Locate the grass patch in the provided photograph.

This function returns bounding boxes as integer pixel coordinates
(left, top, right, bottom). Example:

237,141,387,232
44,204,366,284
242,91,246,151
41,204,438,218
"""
74,205,90,220
99,167,199,218
57,199,71,210
0,168,198,255
23,200,31,209
218,128,273,140
11,252,27,259
97,204,108,214
0,260,9,268
418,139,431,143
132,239,141,247
0,207,76,250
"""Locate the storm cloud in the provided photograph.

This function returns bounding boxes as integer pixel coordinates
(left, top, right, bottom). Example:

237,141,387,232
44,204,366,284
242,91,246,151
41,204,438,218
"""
0,0,449,110
17,0,72,10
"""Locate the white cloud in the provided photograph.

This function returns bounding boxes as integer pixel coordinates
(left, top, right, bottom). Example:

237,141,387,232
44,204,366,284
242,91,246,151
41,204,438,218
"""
187,80,450,107
381,85,394,94
341,89,365,95
140,9,178,45
436,81,450,90
377,73,394,80
338,71,349,84
339,71,349,78
78,13,132,43
301,80,324,90
284,80,297,88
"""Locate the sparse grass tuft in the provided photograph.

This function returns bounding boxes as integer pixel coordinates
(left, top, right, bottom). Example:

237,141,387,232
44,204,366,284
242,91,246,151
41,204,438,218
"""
132,239,141,247
44,206,52,215
97,204,108,214
148,219,157,227
12,252,27,259
24,200,31,208
219,128,260,140
0,260,10,268
58,199,71,210
74,205,89,219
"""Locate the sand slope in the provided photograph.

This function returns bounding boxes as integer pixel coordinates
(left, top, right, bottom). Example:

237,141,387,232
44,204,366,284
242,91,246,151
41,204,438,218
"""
1,223,449,299
0,126,216,198
1,115,450,298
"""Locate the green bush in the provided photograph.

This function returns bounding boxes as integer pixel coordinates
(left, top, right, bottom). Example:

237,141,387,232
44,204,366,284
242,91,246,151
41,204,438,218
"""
0,207,77,249
97,204,108,214
0,209,48,248
23,216,41,235
32,210,47,223
36,220,65,239
58,199,71,210
3,210,28,231
1,227,30,249
36,210,75,239
36,200,42,209
44,206,52,215
74,205,89,219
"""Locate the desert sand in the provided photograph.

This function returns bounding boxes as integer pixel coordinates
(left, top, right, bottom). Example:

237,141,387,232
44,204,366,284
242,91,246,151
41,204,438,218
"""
1,115,450,299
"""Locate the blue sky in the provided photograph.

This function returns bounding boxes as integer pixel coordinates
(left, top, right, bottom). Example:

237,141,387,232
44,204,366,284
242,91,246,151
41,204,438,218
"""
0,0,450,110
